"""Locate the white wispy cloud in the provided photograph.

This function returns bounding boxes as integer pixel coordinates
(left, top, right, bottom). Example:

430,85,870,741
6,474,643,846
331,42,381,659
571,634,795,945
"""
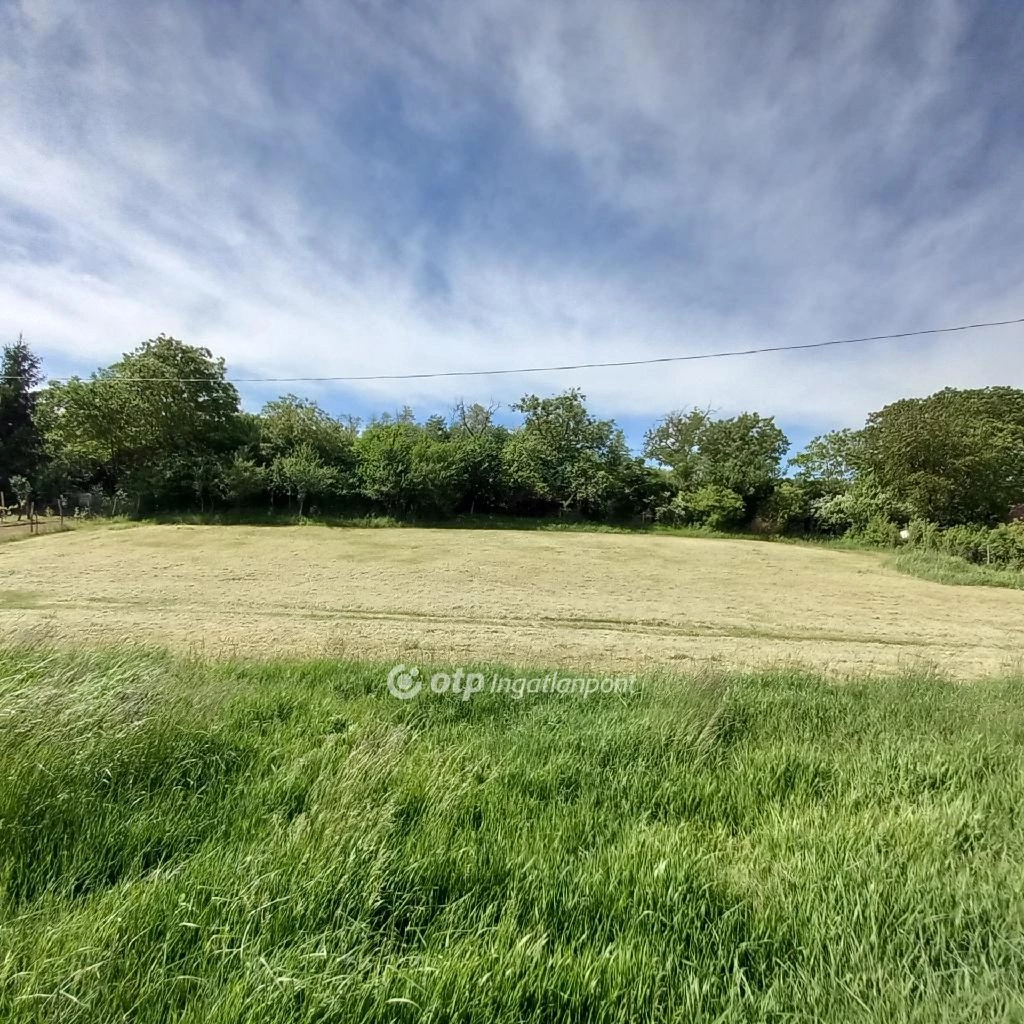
1,0,1021,432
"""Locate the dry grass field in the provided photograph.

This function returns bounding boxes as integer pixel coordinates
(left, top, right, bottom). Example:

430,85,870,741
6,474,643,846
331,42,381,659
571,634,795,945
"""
0,519,69,543
2,523,1023,677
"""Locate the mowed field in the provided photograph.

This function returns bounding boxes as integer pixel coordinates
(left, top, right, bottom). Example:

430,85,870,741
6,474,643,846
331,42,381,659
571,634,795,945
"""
3,523,1023,677
6,528,1024,1021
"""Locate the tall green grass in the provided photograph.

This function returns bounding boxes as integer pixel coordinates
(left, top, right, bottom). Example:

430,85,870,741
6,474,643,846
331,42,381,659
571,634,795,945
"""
894,549,1024,591
2,647,1023,1021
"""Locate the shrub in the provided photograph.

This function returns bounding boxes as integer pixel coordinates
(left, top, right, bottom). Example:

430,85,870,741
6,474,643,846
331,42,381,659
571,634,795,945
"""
986,522,1024,569
812,484,913,536
902,519,1024,571
855,514,902,548
658,485,746,531
941,525,988,564
756,481,809,534
8,474,31,506
905,518,940,550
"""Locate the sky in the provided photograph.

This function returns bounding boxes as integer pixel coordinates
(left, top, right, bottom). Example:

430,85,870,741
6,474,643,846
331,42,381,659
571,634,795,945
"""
2,0,1023,455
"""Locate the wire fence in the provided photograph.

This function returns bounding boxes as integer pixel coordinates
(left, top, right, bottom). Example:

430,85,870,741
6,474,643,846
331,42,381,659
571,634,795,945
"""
0,493,73,540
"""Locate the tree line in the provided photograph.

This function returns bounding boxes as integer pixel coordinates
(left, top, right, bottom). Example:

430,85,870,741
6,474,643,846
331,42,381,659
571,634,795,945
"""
2,335,1023,551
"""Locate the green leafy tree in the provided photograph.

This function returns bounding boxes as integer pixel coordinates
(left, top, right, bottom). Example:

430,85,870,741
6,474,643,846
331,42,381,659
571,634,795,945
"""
356,421,421,516
811,481,915,536
258,395,357,509
410,433,469,517
642,407,708,488
355,418,471,517
448,403,511,514
505,390,633,517
0,335,43,486
789,429,862,496
220,455,270,508
779,429,864,531
7,474,32,517
451,401,498,438
162,452,230,513
39,336,242,511
272,444,339,518
756,480,812,533
260,396,356,463
659,484,746,530
644,409,789,513
422,414,449,440
614,462,677,522
857,387,1024,525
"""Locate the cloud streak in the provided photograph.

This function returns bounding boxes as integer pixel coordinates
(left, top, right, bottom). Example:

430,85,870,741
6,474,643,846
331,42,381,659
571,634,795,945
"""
1,0,1022,432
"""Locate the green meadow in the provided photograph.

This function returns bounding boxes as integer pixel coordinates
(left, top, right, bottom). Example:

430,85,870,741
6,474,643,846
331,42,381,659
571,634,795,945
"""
2,646,1023,1022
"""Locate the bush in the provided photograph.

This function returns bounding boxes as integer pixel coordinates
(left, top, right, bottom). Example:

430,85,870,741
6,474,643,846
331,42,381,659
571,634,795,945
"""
941,525,988,564
755,481,809,534
658,485,746,531
855,514,902,548
901,519,1024,571
985,522,1024,569
811,484,913,536
905,518,940,550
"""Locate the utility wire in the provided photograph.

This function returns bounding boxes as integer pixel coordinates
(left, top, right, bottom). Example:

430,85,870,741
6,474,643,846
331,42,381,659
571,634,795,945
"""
4,316,1022,384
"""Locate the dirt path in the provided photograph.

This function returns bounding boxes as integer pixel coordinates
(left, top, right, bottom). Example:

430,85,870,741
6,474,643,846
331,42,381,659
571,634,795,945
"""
2,524,1022,677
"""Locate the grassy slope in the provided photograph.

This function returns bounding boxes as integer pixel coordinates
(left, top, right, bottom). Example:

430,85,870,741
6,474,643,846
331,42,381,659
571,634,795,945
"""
77,512,1024,593
2,648,1023,1022
893,549,1024,591
21,513,1024,598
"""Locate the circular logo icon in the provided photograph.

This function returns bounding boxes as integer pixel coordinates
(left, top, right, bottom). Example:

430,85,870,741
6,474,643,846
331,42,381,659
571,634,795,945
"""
386,664,421,699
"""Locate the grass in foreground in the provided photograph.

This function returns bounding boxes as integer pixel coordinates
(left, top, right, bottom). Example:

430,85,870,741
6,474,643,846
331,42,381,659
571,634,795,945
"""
2,648,1024,1022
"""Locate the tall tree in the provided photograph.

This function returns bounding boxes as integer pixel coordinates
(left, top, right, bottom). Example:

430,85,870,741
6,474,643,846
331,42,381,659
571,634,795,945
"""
448,403,511,514
272,444,339,518
0,334,43,485
355,420,421,516
644,409,789,510
260,395,357,464
789,429,862,496
856,387,1024,525
38,335,242,509
505,390,635,517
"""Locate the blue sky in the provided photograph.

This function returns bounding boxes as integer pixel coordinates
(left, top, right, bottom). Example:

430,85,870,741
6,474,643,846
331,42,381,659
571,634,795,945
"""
2,0,1022,456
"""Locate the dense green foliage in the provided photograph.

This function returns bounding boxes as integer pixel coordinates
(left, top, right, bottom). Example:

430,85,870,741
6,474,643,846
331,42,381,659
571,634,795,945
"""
2,335,1022,543
0,335,43,490
858,388,1024,527
35,336,245,513
1,646,1023,1022
888,518,1024,587
643,408,789,514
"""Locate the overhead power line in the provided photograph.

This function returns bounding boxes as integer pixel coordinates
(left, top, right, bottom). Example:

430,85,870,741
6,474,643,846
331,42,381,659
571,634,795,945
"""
4,316,1022,383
